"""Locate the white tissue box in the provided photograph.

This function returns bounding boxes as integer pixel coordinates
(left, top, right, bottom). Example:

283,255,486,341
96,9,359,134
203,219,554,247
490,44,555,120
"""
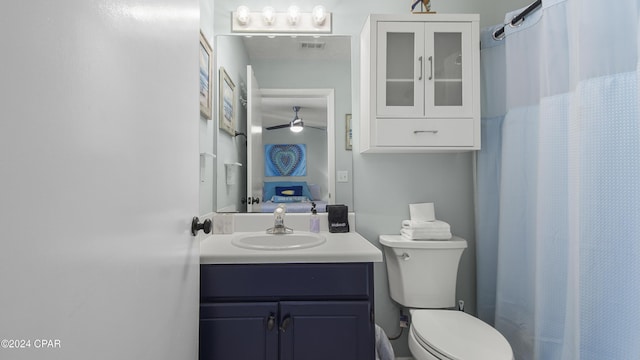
409,202,435,222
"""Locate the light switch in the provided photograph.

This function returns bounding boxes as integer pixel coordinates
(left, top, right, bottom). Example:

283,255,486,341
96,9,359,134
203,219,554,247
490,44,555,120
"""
337,170,349,183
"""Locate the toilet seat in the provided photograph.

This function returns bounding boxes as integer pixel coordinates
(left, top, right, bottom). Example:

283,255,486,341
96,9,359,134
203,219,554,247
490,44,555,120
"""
410,310,513,360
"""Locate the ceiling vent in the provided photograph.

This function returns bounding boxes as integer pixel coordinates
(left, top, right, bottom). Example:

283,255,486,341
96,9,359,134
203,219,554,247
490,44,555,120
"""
299,41,326,50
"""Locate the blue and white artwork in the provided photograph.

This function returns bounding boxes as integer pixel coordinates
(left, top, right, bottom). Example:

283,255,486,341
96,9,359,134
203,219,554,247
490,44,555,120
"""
265,144,307,177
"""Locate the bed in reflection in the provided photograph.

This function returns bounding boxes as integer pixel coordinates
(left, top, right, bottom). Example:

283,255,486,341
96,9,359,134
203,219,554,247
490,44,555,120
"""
258,181,328,213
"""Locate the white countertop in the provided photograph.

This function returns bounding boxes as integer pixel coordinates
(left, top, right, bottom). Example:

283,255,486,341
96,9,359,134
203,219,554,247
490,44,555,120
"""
200,231,383,264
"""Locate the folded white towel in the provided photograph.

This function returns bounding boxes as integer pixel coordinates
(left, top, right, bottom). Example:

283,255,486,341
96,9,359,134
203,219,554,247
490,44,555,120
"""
401,228,452,240
409,202,436,221
402,219,451,231
401,228,452,237
375,324,395,360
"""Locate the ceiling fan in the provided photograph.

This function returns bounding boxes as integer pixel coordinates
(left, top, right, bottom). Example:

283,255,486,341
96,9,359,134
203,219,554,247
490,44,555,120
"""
265,106,326,132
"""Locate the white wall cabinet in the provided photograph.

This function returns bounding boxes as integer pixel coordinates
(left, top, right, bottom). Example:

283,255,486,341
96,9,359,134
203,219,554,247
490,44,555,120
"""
360,14,480,152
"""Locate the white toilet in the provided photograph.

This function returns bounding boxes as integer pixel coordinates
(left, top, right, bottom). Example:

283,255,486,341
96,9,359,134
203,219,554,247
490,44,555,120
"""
380,235,513,360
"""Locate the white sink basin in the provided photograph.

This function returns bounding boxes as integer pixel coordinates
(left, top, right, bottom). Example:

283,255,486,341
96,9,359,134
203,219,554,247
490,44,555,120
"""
231,233,326,250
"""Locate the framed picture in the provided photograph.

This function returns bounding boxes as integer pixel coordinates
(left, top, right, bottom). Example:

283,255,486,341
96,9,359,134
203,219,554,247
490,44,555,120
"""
199,31,213,120
345,114,352,150
265,144,307,177
219,67,236,136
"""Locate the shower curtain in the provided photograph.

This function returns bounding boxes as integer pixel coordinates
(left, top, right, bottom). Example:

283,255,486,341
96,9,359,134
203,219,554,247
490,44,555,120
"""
476,1,640,359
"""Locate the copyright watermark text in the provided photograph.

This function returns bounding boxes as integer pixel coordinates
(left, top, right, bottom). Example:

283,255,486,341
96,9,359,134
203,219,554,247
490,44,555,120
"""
1,338,62,350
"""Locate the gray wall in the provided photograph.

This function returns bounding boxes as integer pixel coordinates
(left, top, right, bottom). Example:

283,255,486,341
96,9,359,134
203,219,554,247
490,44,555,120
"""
355,153,476,356
209,0,532,357
215,36,250,212
199,0,216,214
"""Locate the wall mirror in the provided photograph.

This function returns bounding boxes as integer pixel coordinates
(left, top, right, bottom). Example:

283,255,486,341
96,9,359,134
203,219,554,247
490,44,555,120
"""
214,35,352,213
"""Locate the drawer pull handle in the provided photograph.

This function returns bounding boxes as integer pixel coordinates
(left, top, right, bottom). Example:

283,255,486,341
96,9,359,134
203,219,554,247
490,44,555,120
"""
414,130,439,134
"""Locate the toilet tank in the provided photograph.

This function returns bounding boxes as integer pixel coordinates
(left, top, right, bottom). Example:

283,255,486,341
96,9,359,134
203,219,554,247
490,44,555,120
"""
379,235,467,308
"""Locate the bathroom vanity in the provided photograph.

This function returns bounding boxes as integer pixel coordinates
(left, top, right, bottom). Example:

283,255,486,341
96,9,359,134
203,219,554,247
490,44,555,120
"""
200,262,373,360
199,219,382,360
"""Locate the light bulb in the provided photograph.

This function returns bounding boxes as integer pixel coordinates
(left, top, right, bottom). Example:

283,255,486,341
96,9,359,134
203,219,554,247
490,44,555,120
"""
236,5,251,25
312,5,327,25
262,6,275,25
287,5,300,25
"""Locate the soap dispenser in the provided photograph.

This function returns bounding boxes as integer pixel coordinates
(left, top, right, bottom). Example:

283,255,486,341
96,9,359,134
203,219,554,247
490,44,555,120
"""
309,202,320,233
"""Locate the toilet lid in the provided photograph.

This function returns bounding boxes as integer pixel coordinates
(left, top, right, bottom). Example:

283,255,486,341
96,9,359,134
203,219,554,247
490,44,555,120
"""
411,310,512,360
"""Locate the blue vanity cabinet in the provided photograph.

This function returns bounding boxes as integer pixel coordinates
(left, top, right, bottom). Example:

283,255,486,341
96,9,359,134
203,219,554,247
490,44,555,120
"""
199,263,375,360
279,301,372,360
199,302,279,360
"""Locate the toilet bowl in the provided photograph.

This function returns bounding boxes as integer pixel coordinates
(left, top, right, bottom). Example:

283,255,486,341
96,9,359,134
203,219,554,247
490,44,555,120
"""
379,235,514,360
408,309,512,360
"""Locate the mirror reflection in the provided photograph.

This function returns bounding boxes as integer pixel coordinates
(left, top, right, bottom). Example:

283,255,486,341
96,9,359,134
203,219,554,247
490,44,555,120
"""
214,35,352,213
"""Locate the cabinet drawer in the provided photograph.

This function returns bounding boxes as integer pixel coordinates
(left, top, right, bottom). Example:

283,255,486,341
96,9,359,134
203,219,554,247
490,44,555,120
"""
376,118,474,147
201,263,373,301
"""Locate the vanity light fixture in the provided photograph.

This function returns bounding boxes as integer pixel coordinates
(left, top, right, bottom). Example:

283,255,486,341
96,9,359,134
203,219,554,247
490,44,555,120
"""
232,5,332,34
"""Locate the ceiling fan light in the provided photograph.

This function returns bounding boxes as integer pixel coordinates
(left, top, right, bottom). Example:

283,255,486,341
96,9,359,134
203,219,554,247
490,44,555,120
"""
290,118,304,132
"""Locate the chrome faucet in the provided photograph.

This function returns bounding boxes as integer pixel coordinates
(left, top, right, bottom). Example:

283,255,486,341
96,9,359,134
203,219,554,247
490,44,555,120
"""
266,204,293,234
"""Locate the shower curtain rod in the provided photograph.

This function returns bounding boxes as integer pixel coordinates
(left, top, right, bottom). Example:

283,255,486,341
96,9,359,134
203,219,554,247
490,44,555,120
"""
493,0,542,40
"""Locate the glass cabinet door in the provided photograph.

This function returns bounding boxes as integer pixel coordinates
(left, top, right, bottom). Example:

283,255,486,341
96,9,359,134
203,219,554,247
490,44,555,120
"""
376,22,425,118
425,22,473,118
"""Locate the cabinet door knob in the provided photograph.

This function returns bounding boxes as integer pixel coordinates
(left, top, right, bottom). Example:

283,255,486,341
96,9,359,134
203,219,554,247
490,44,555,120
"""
279,315,292,332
